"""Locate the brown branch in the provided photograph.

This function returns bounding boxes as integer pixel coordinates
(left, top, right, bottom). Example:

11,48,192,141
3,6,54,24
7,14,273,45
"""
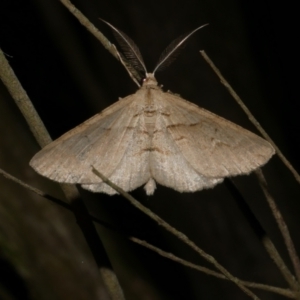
59,0,141,86
200,50,300,185
0,168,70,209
255,169,300,285
92,167,261,300
0,49,52,147
262,236,300,297
0,47,125,300
59,0,118,59
225,179,300,296
1,166,296,298
131,238,296,299
199,50,300,296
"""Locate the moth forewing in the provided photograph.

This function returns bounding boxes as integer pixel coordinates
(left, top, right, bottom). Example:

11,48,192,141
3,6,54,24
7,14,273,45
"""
158,90,275,178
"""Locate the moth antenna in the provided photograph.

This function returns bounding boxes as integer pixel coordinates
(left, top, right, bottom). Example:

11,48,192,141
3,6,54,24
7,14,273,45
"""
114,46,142,86
100,19,148,75
153,24,209,74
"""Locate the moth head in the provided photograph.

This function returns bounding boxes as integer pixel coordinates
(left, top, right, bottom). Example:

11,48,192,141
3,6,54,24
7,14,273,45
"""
142,73,158,87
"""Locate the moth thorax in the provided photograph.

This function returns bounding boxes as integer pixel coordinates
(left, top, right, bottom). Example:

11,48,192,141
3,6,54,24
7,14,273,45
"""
143,104,157,135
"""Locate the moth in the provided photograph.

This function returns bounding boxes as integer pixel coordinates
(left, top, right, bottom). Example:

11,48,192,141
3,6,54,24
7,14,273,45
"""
30,21,275,195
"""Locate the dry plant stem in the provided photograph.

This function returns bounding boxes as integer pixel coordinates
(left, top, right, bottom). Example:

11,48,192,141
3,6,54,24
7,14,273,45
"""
0,48,125,300
226,179,300,295
255,169,300,283
92,168,260,300
0,168,70,209
62,185,126,300
0,49,52,147
131,238,295,299
59,0,140,86
59,0,118,59
0,168,295,299
263,236,300,295
201,51,300,294
200,50,300,185
262,236,300,297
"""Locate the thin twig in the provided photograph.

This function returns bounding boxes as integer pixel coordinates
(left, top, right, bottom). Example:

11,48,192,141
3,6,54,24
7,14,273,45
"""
255,169,300,283
0,47,125,300
200,50,300,296
59,0,141,86
92,167,261,300
131,238,295,299
0,168,70,209
262,236,300,297
0,167,295,298
59,0,118,59
200,50,300,185
226,179,300,295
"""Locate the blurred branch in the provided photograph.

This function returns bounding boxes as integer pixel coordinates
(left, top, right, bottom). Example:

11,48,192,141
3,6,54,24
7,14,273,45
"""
0,168,70,209
0,48,125,300
200,50,300,185
92,167,261,300
0,49,52,147
0,166,295,298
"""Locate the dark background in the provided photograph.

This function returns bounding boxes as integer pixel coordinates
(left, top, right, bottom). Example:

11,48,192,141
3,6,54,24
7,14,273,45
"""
0,0,299,299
